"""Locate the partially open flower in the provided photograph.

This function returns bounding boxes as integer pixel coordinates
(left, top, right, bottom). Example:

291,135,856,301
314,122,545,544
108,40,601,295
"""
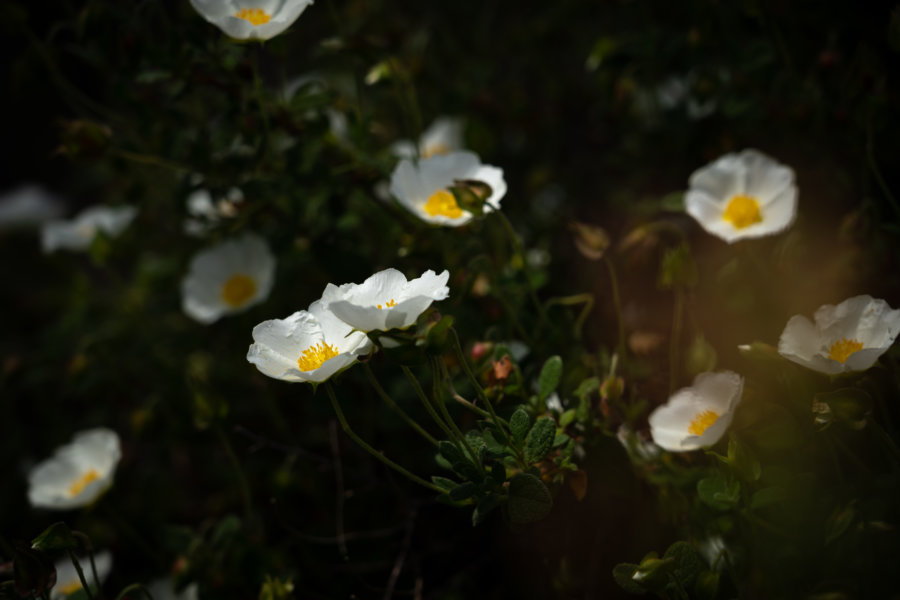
41,205,137,253
183,187,244,237
684,149,797,243
389,151,506,227
247,298,373,384
190,0,314,40
777,295,900,375
28,429,122,510
648,371,743,452
391,117,464,160
51,551,112,599
181,233,276,324
323,268,449,332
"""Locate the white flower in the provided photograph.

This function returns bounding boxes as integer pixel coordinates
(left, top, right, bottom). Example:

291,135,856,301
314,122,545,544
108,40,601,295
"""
247,297,373,383
146,577,199,600
51,551,112,599
684,149,797,243
183,187,244,237
190,0,314,40
181,233,276,324
28,429,121,510
389,151,506,227
616,425,661,461
777,295,900,375
0,184,64,229
323,268,449,332
391,117,465,160
41,205,137,253
648,371,743,452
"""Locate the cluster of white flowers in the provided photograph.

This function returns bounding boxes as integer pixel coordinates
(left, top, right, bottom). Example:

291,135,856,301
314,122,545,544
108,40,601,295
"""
247,268,449,383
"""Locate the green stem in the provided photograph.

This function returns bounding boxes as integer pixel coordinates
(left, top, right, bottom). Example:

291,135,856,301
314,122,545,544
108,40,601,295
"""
603,255,626,361
364,363,438,446
324,382,443,493
543,293,594,340
214,424,254,519
449,328,512,445
496,212,548,328
402,365,457,442
111,149,190,173
669,289,685,394
66,551,95,600
430,358,484,474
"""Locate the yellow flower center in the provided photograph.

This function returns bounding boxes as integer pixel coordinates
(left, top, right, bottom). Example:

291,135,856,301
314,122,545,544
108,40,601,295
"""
68,469,100,497
828,338,864,363
687,410,720,436
376,299,397,309
58,579,84,596
234,8,271,26
423,189,464,219
221,274,257,308
722,194,763,229
297,342,339,372
421,143,451,159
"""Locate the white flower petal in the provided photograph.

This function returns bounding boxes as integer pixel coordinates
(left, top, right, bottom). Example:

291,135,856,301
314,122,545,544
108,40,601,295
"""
190,0,313,40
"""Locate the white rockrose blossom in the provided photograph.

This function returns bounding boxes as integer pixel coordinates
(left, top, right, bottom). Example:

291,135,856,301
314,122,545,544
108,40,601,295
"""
181,233,276,324
323,268,449,332
183,187,244,237
649,371,743,452
51,551,112,599
0,184,64,229
777,295,900,375
190,0,314,40
391,117,465,160
41,205,137,253
389,151,506,227
247,298,373,384
146,577,199,600
28,429,121,510
684,149,797,243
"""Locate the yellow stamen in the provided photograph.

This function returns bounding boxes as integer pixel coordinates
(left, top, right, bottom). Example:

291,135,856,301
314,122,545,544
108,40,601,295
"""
421,143,451,159
376,299,397,310
297,342,339,372
423,189,464,219
68,469,100,497
828,338,864,363
688,410,720,436
234,8,271,26
221,274,257,308
722,194,763,229
58,580,84,596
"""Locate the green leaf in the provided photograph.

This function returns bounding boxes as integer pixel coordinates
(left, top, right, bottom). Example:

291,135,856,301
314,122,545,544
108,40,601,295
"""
552,432,571,448
510,407,532,444
573,377,600,398
482,429,506,454
537,355,563,401
424,315,455,354
524,417,557,464
612,563,646,594
31,522,79,552
438,441,464,466
559,409,576,428
449,482,478,501
430,476,458,492
507,473,553,523
750,486,788,511
726,435,761,482
658,241,698,289
472,494,501,526
694,570,720,600
697,473,740,511
663,541,702,587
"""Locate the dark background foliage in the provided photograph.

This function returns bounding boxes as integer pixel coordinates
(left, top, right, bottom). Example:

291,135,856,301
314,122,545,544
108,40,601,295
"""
2,0,900,598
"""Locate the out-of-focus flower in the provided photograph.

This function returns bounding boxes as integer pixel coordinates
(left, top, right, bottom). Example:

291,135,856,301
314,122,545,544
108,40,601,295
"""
324,268,449,332
616,425,661,462
189,0,314,40
28,429,121,510
777,295,900,375
247,298,373,384
389,151,506,227
146,577,199,600
181,233,276,324
391,117,464,160
0,184,64,230
183,187,244,237
684,149,797,243
648,371,743,452
41,205,137,253
51,551,112,599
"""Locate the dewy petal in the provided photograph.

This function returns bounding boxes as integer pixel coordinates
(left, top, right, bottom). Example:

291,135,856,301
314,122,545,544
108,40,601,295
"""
247,311,324,380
